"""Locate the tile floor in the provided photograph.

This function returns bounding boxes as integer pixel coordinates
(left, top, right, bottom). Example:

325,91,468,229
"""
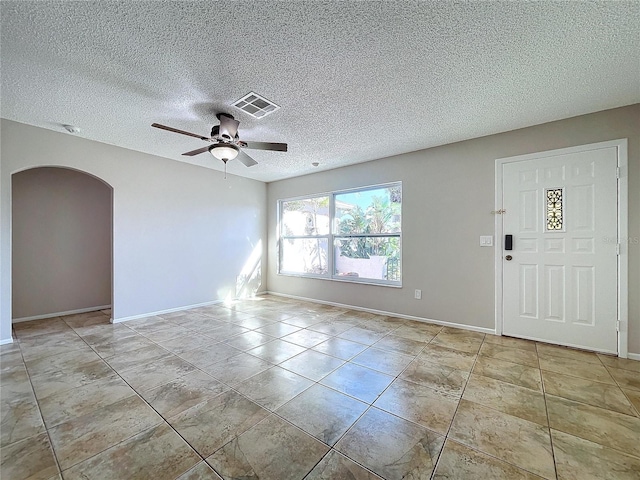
1,295,639,479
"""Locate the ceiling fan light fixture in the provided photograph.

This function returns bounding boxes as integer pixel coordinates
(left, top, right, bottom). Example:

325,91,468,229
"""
209,143,239,161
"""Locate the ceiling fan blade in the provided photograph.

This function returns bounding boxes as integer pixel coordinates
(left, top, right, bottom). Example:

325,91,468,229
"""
152,123,211,141
237,150,258,167
242,141,288,152
182,146,211,156
218,114,240,140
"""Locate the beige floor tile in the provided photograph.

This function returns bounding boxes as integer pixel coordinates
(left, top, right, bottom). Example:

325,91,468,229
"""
449,399,555,479
0,344,24,371
178,342,243,369
480,342,539,368
371,334,427,356
235,366,313,410
336,407,445,480
280,329,332,348
119,355,196,391
281,315,325,328
552,429,640,480
176,461,223,480
24,348,102,377
18,331,89,362
122,315,173,332
279,349,344,381
374,378,458,434
0,432,59,480
157,333,218,355
198,352,272,386
431,329,485,354
482,334,538,352
472,355,543,391
536,343,601,364
138,324,195,343
223,330,275,350
88,333,157,358
13,318,70,339
62,423,200,480
30,360,117,400
140,370,229,418
305,450,383,479
320,363,394,404
255,322,301,337
338,326,387,345
79,324,140,344
607,366,640,391
0,367,35,402
418,343,477,371
245,338,307,364
38,375,134,428
546,394,640,457
463,374,547,426
312,337,368,360
400,358,469,397
539,355,615,384
542,370,636,415
277,384,367,446
392,322,442,342
48,394,162,469
307,320,358,336
207,414,329,479
195,323,249,341
351,347,414,376
623,389,640,415
1,394,46,447
103,343,172,372
433,439,545,479
597,354,640,373
168,390,269,457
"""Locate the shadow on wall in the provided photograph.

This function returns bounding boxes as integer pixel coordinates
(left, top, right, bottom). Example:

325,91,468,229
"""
11,166,113,320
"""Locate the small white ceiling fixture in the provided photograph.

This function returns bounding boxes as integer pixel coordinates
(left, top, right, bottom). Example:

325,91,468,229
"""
233,92,280,119
63,124,81,134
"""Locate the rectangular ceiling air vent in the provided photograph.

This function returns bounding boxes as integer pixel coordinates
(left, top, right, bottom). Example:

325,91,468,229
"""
233,92,280,118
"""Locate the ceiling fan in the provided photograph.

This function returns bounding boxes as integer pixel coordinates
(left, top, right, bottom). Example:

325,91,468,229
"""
152,113,287,170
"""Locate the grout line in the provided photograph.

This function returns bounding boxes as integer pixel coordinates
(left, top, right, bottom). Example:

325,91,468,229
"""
537,341,560,480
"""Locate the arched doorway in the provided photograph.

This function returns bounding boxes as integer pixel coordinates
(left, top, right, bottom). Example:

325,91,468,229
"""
11,167,113,322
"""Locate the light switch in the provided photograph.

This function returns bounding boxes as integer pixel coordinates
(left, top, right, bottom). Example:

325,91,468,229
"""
480,235,494,247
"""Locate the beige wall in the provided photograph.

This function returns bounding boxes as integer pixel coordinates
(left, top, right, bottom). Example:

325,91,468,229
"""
267,105,640,353
1,119,267,342
12,167,112,319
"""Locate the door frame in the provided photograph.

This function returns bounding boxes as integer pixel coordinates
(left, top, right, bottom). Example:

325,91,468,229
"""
494,139,628,358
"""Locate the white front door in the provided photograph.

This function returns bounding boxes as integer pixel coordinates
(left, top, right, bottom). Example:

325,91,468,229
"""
502,146,618,353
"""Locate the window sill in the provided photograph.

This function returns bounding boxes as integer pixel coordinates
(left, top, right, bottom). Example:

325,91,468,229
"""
277,271,402,288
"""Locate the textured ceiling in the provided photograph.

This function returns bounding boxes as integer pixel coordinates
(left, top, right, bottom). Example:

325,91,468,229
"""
1,1,639,182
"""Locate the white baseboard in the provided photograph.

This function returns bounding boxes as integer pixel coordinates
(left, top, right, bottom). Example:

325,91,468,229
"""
0,337,14,345
267,291,496,335
12,305,112,323
627,353,640,361
113,299,225,324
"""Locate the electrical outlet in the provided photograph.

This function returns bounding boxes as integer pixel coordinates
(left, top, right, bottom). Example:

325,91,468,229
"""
414,289,422,300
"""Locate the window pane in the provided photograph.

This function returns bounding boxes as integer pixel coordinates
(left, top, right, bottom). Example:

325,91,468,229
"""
281,197,330,236
335,186,401,235
334,236,401,282
281,238,329,275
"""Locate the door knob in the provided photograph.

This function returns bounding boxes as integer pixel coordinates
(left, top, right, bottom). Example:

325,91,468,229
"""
505,255,513,261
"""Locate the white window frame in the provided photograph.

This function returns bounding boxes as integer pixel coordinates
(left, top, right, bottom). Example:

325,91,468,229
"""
278,182,402,287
